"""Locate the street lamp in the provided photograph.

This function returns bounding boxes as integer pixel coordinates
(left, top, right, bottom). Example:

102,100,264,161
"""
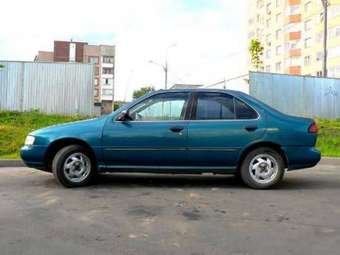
149,43,177,89
321,0,329,77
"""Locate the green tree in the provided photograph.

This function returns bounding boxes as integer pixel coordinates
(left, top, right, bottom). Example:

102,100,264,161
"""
0,64,4,68
249,39,264,71
133,86,155,99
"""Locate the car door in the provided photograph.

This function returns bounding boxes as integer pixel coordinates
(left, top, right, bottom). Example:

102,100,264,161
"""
102,92,191,167
187,92,266,168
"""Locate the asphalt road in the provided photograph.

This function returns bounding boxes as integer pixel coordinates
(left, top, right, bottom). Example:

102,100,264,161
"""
0,163,340,255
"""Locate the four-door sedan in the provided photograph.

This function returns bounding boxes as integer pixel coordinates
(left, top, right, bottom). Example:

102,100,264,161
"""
21,89,321,189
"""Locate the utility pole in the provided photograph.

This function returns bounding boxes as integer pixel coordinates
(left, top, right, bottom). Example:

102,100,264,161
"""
322,0,329,77
149,43,176,89
164,60,168,89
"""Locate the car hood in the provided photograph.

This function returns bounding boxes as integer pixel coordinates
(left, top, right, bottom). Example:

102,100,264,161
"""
30,116,107,136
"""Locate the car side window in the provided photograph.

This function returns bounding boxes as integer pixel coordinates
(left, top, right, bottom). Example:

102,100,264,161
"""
235,98,258,119
128,93,189,121
195,93,235,120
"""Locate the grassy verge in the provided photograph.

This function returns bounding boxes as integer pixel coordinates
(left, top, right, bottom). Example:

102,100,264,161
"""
0,111,87,159
316,119,340,157
0,111,339,159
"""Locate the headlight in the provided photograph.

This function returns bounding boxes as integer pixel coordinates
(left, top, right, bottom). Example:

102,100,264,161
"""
25,135,35,145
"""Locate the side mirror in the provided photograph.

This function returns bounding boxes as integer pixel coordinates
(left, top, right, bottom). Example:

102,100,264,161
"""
116,111,132,122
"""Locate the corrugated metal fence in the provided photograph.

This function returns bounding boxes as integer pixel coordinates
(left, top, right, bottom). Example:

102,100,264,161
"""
249,72,340,119
0,61,97,116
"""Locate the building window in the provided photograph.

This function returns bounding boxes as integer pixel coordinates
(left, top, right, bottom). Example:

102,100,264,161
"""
275,62,281,72
265,65,271,72
94,78,98,86
103,67,114,74
266,3,272,14
319,12,324,23
304,56,311,66
276,0,281,8
88,56,99,64
304,38,312,48
102,89,113,96
316,52,323,61
305,19,312,31
276,29,282,40
290,5,299,15
289,41,298,49
103,78,112,85
95,67,99,75
316,32,323,42
266,34,272,46
305,1,312,13
276,13,282,23
69,43,76,62
266,49,271,59
103,56,114,63
328,46,340,58
276,45,282,55
257,0,264,9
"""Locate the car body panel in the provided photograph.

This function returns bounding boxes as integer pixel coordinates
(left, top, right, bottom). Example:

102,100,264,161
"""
187,118,266,167
102,119,189,167
20,89,321,174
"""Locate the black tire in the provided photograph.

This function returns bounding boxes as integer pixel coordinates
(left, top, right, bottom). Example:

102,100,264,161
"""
240,147,285,189
52,145,96,188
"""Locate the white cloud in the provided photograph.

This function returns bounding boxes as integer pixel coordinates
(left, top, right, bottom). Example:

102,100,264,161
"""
0,0,248,101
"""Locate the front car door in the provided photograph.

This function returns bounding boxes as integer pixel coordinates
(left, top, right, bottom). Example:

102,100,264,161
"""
187,92,266,169
102,92,191,168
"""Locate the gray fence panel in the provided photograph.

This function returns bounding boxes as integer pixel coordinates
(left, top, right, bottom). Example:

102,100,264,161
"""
249,72,340,119
0,61,96,116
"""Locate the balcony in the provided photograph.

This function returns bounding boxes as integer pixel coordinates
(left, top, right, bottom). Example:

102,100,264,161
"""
289,14,301,23
289,66,301,75
289,49,301,57
289,0,301,5
289,31,301,40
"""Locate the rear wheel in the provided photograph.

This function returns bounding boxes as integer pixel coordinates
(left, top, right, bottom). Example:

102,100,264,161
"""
240,147,285,189
52,145,96,188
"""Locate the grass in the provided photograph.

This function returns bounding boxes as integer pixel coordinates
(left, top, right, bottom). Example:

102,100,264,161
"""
0,111,339,159
0,111,87,159
316,119,340,157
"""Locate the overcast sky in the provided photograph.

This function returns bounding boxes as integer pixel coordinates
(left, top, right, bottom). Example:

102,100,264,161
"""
0,0,248,101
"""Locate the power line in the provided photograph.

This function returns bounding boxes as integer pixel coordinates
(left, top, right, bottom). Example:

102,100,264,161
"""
205,74,248,88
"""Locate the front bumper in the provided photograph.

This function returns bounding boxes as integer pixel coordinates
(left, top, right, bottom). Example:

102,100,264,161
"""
282,146,321,170
20,145,48,170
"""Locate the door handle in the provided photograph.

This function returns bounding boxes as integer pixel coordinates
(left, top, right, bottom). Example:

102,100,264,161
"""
245,125,258,132
170,127,184,133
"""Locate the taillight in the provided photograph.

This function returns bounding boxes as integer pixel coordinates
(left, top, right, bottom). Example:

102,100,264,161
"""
308,122,318,133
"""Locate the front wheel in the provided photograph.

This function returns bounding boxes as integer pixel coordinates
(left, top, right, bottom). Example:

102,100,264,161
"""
52,145,96,188
240,147,285,189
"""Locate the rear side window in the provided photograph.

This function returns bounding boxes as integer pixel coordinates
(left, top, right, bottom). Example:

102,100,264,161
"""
194,92,258,120
195,93,235,120
235,98,258,119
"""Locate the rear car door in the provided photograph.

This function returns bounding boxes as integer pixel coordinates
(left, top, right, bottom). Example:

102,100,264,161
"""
102,92,191,167
187,92,266,167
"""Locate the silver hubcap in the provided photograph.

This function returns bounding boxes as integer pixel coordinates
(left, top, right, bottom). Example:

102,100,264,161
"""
249,154,279,184
63,153,91,183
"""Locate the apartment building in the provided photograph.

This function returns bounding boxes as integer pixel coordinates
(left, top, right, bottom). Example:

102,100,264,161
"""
248,0,340,77
34,41,115,113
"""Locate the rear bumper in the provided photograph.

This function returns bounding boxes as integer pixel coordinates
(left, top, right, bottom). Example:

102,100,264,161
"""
20,145,47,170
282,146,321,170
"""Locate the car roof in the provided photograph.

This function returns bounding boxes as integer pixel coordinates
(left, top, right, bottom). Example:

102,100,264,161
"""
150,88,245,96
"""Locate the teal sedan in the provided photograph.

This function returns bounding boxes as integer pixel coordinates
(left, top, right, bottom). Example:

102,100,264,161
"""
21,89,321,189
